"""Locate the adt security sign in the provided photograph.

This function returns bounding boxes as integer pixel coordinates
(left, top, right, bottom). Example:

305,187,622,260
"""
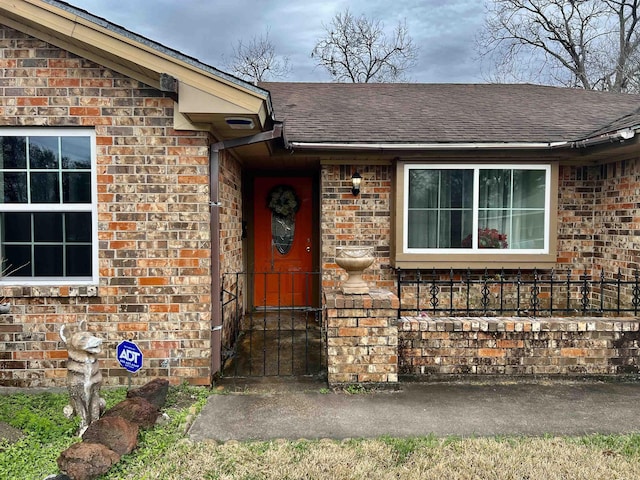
117,340,143,373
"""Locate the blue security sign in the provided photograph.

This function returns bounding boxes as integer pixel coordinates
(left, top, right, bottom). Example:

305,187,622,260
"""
117,340,143,373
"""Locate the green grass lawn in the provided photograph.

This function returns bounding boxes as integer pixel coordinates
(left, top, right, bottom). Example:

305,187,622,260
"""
2,386,640,479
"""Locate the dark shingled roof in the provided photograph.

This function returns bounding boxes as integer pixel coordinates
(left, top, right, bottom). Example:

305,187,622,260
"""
260,82,640,144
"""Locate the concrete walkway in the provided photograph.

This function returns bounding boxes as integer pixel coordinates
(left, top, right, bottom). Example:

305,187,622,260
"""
188,380,640,442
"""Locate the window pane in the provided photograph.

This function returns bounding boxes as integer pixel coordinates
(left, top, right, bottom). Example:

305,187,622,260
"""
34,245,63,276
444,209,473,248
61,137,91,169
65,212,92,242
408,169,473,248
410,170,473,208
408,210,437,248
2,212,31,242
479,170,511,209
3,245,31,276
511,210,545,249
1,172,27,203
0,137,26,169
63,172,91,203
34,213,63,242
29,137,59,169
30,172,60,203
66,245,92,276
408,207,474,248
408,170,439,208
513,170,546,208
478,209,510,248
442,170,473,208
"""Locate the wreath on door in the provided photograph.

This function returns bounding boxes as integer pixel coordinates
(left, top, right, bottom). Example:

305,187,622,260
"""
267,185,300,219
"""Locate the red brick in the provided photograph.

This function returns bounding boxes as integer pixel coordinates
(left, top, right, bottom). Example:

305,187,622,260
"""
139,277,169,286
17,97,47,106
117,323,149,332
478,348,506,358
48,77,80,87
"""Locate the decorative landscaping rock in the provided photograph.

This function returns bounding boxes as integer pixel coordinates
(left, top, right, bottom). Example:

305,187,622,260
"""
126,378,169,409
0,420,24,443
57,442,120,480
102,397,159,428
56,378,173,479
81,416,139,455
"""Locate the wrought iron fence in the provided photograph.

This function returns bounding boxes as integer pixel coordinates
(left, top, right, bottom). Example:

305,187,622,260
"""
220,271,324,377
396,268,640,318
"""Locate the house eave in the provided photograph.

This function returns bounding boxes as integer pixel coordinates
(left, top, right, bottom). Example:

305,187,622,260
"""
288,141,570,151
1,0,273,139
572,127,638,149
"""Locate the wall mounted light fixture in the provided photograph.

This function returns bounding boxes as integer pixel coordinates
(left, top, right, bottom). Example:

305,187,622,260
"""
351,171,362,196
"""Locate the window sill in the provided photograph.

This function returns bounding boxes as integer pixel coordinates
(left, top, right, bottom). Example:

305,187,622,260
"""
392,252,557,270
0,285,98,299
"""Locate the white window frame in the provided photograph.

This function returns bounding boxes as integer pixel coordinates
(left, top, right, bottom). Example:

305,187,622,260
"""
403,164,551,255
0,128,98,286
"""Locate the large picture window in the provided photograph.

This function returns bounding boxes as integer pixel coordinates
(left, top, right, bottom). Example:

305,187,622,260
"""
0,129,96,284
401,164,553,262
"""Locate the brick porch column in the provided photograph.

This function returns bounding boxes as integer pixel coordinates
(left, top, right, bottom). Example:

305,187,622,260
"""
324,289,399,386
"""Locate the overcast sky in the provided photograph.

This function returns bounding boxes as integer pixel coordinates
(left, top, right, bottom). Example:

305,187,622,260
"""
66,0,487,83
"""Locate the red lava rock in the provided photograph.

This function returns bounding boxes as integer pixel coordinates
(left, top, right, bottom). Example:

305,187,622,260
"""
81,415,139,455
126,378,169,409
57,442,120,480
102,397,159,428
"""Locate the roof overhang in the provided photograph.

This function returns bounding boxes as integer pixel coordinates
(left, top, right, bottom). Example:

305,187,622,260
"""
285,127,640,163
288,141,570,151
0,0,273,144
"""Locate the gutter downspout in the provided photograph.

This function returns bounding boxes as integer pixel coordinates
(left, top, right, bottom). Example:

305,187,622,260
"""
209,146,222,380
209,123,283,382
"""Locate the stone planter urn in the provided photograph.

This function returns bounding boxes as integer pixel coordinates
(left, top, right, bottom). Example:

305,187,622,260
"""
335,246,374,294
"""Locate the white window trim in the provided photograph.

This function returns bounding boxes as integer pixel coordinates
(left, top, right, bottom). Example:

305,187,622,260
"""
402,163,551,255
0,128,98,286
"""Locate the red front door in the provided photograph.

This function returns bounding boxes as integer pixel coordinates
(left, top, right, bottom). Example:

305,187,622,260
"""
253,177,313,307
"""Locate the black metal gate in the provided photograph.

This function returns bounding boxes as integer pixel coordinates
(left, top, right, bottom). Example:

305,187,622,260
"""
220,272,325,377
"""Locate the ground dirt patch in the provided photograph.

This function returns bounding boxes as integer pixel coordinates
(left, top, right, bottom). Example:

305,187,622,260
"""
0,421,24,444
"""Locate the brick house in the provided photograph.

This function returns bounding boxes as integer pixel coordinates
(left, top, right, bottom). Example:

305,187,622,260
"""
263,83,640,382
2,0,640,387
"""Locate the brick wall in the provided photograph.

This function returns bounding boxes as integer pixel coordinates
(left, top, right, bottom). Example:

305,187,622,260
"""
324,289,398,384
592,159,640,276
0,27,213,387
556,165,599,272
321,164,394,291
399,316,640,377
219,149,244,350
556,159,640,277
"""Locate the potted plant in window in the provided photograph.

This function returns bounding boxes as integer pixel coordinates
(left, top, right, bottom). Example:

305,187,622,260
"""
462,228,508,249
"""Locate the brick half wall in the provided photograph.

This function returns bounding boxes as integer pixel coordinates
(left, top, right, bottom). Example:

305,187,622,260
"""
399,317,640,377
324,289,399,385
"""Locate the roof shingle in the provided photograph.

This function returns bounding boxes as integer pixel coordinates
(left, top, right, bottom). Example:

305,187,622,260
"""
260,83,640,144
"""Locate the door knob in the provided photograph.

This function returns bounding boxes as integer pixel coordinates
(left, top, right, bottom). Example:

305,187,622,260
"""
306,246,311,252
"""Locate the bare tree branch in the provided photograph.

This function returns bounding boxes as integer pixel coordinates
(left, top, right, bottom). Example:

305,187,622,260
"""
477,0,640,92
311,9,418,83
224,30,290,84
